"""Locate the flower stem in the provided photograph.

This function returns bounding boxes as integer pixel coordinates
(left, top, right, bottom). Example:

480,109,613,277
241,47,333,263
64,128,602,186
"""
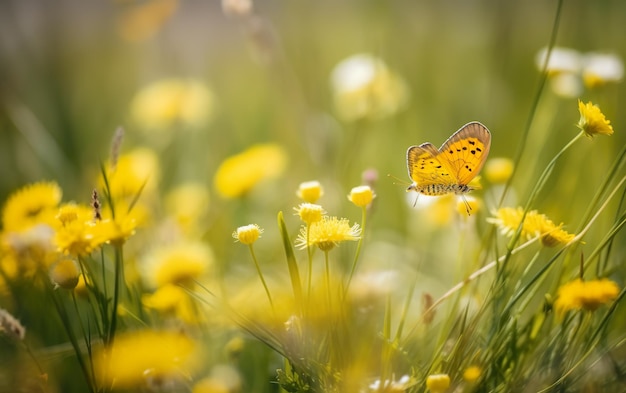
249,244,274,311
107,245,124,346
344,206,367,297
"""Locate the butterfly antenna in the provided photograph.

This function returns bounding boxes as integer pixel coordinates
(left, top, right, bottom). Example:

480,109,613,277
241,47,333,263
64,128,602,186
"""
387,173,410,187
413,193,419,208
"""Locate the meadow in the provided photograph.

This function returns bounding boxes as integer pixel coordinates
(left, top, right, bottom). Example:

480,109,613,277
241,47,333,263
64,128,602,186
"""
0,1,625,392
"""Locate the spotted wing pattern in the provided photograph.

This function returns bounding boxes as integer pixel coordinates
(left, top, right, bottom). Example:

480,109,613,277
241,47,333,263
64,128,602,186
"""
406,122,491,187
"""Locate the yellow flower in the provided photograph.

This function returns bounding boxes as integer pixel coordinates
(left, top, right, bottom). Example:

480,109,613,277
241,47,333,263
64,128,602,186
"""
555,278,619,314
233,224,263,245
463,366,481,383
102,147,160,201
50,258,80,289
1,181,62,232
144,241,213,288
295,216,361,251
487,207,575,247
348,185,375,207
53,204,102,256
426,374,450,393
130,78,214,131
165,183,210,234
214,144,287,198
294,203,325,225
94,329,197,388
91,205,139,247
296,180,324,203
577,100,614,138
484,157,514,184
331,53,409,121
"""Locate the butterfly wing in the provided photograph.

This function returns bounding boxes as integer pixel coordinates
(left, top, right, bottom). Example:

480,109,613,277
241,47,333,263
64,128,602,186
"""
406,143,456,186
437,122,491,185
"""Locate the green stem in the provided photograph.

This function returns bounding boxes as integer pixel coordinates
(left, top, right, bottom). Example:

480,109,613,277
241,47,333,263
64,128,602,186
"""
249,244,274,311
307,223,313,301
107,245,124,346
324,250,332,312
505,131,585,254
344,206,367,296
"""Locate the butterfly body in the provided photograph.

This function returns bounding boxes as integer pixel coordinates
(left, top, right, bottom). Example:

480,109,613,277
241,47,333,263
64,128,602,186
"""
406,121,491,198
408,183,473,195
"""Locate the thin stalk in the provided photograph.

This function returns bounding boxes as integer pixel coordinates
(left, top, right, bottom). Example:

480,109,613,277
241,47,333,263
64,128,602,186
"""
248,244,274,312
344,205,367,296
106,245,123,346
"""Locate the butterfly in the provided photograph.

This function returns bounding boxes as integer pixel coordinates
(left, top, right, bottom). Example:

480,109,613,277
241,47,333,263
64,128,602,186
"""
406,121,491,214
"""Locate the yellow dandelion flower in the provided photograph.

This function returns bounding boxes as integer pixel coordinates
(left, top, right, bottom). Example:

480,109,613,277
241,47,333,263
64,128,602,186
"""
232,224,263,245
348,185,375,207
484,157,514,184
296,180,324,203
426,374,450,393
50,258,80,290
2,181,62,232
92,206,138,247
331,53,409,121
214,144,287,198
144,241,213,288
294,203,325,225
94,329,197,388
130,78,214,131
165,183,210,234
577,100,614,138
487,207,575,247
102,147,160,201
463,366,481,383
555,278,619,314
53,204,102,256
296,216,361,251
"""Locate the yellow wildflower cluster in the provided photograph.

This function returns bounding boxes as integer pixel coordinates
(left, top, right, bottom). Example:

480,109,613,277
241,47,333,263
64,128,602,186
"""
488,207,575,247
